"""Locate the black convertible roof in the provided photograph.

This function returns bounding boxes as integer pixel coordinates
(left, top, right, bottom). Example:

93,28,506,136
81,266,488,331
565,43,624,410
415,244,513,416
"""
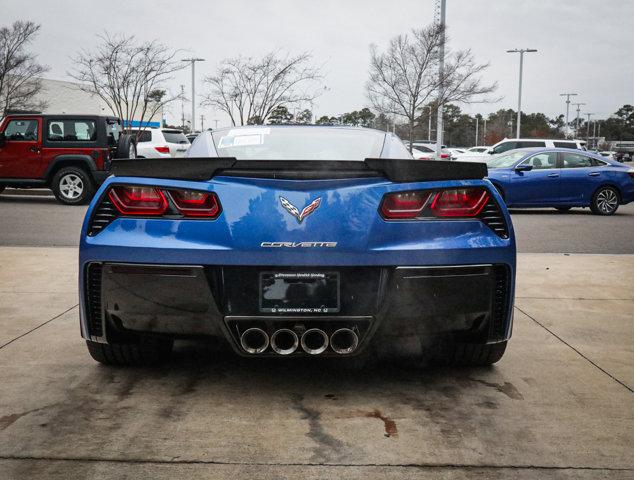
110,158,487,183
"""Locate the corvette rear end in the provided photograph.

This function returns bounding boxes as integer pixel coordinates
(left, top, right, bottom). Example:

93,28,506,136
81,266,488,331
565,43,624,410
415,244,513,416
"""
79,126,515,366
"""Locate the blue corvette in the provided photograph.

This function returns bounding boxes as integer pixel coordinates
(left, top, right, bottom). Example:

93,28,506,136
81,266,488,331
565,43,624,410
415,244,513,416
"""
485,148,634,214
79,126,515,367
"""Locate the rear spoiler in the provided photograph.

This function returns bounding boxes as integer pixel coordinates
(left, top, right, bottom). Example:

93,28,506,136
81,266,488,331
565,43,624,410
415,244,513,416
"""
110,158,487,183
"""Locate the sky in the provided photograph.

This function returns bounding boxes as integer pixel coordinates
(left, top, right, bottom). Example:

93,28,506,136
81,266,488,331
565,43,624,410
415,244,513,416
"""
3,0,634,129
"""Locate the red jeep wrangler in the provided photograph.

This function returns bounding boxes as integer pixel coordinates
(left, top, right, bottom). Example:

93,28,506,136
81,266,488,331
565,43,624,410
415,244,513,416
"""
0,114,136,205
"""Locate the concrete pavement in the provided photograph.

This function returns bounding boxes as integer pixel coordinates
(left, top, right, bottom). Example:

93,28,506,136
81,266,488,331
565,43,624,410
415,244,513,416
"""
0,247,632,479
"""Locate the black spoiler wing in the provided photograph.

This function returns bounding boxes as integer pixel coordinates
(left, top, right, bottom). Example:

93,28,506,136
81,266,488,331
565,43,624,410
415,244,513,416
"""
110,158,487,183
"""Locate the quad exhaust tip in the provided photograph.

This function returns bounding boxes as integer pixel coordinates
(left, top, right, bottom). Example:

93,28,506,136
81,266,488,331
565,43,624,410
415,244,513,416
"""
240,327,269,354
271,329,299,355
330,328,359,355
300,328,329,355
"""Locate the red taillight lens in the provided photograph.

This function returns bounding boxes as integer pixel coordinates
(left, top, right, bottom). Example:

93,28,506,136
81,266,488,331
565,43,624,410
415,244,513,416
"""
430,188,489,217
168,189,221,218
380,191,430,219
108,186,168,215
155,146,170,154
439,153,450,159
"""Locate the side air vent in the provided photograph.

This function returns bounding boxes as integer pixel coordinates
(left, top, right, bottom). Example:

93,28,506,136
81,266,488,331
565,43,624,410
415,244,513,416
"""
489,265,510,341
88,197,118,235
86,263,104,337
478,197,509,238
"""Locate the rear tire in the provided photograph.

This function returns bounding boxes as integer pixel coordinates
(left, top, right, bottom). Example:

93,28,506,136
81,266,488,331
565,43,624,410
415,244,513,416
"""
432,341,507,366
51,166,95,205
590,186,619,215
86,338,173,366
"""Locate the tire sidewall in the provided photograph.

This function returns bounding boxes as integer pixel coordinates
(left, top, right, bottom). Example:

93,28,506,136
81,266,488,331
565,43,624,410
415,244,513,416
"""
52,167,94,205
591,186,619,215
117,133,136,159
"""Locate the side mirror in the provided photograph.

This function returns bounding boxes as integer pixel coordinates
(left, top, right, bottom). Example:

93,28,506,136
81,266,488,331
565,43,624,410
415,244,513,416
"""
0,132,5,148
488,150,495,154
514,164,533,172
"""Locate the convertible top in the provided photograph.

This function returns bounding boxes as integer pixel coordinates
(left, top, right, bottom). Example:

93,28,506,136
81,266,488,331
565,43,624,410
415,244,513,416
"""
110,158,487,183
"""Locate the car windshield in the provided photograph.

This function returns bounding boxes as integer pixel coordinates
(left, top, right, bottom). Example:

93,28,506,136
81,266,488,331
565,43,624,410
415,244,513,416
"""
162,130,188,144
211,127,385,160
486,151,528,169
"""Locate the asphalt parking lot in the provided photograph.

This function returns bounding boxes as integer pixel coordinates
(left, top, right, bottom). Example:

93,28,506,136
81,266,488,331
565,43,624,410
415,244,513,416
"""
1,191,633,479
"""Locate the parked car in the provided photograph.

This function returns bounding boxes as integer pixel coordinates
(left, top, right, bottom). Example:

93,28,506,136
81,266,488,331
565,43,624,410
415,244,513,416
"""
459,138,587,162
465,146,490,154
186,133,199,143
131,128,190,158
410,144,452,160
0,114,135,204
485,148,634,215
446,148,467,158
79,125,514,367
597,151,616,160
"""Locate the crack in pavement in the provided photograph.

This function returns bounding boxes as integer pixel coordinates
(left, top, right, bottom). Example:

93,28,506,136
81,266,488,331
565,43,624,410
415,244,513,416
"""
0,304,78,351
514,305,633,393
0,455,631,471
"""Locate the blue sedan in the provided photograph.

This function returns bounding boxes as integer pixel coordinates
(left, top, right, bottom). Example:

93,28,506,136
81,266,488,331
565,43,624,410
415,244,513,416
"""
484,148,634,215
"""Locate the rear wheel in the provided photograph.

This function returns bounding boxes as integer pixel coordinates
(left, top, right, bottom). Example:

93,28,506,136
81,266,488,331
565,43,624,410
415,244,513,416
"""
86,338,173,366
116,133,137,159
51,166,95,205
590,186,619,215
432,341,507,366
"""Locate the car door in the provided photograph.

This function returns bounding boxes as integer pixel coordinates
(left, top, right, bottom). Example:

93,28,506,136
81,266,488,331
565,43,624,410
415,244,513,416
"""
0,118,42,178
559,152,606,204
508,151,560,206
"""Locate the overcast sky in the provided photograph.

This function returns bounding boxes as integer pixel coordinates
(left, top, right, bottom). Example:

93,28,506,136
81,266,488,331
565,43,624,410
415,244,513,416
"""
4,0,634,128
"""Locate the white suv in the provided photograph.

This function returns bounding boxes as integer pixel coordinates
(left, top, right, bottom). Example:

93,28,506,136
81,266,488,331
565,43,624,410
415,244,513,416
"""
458,138,587,162
131,128,190,158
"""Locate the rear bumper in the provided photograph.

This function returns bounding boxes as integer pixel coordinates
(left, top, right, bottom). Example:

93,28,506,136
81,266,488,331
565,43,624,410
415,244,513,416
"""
81,262,514,356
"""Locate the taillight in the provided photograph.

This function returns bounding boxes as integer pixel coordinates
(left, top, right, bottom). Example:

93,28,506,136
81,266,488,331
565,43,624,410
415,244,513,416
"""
168,189,221,218
380,191,431,219
108,186,168,215
430,188,489,217
439,153,450,159
155,146,170,154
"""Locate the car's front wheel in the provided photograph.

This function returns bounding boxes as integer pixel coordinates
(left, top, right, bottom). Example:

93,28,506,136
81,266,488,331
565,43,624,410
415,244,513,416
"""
52,167,95,205
86,338,173,366
590,186,619,215
432,341,507,366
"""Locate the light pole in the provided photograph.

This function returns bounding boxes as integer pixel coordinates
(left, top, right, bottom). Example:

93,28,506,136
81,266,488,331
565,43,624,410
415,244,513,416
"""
585,112,594,146
180,84,186,130
182,58,205,132
560,92,578,138
572,102,586,138
435,0,446,158
474,116,479,146
427,105,433,142
506,48,537,138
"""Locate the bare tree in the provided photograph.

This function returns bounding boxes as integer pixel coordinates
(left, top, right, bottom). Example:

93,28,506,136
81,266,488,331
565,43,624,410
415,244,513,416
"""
203,51,323,126
0,21,49,114
367,24,497,150
70,34,185,133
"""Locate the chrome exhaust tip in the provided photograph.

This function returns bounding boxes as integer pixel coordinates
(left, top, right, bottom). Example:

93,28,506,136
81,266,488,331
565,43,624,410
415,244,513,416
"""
271,329,299,355
240,327,269,354
330,328,359,355
300,328,329,355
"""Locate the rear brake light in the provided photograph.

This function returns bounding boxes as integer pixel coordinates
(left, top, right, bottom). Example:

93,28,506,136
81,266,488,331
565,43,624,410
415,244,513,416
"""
168,189,221,218
380,191,430,219
108,186,168,215
155,146,170,154
430,188,489,217
439,153,450,159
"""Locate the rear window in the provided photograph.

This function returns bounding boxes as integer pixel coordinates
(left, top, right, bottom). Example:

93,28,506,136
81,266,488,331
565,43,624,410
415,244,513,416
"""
162,130,188,144
212,127,385,160
553,141,579,149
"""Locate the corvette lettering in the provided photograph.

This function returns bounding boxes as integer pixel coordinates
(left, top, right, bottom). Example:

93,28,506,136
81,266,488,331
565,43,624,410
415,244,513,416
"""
261,242,337,248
